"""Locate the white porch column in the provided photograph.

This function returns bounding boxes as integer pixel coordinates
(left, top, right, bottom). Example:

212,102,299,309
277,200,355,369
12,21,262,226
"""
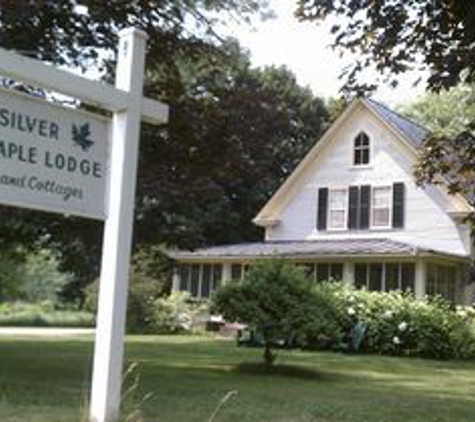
415,258,427,299
222,263,232,285
343,261,354,286
172,266,180,291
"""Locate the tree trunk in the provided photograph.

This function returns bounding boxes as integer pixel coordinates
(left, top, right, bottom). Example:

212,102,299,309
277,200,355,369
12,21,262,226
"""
263,342,275,366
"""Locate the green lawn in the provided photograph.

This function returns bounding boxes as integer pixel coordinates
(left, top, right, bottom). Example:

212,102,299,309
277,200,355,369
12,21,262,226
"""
1,334,475,422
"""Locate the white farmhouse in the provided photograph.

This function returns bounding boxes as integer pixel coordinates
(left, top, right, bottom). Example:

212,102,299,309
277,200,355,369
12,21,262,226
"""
169,98,474,304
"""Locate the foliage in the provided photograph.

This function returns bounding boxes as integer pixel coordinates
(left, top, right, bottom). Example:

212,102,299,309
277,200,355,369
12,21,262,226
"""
0,301,94,327
399,85,475,137
304,283,475,360
84,246,172,333
16,249,72,304
0,249,23,301
213,260,313,365
295,0,475,94
152,291,209,334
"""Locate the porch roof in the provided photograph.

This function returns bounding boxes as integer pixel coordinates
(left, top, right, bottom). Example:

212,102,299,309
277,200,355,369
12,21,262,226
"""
167,238,468,261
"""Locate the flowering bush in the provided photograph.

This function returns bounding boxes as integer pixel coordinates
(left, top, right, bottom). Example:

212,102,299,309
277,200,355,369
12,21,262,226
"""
152,291,209,334
304,283,475,360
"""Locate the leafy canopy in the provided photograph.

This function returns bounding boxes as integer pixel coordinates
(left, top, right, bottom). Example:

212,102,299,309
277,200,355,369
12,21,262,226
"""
295,0,475,94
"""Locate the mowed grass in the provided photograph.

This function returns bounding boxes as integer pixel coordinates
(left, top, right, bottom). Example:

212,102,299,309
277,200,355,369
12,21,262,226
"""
1,334,475,422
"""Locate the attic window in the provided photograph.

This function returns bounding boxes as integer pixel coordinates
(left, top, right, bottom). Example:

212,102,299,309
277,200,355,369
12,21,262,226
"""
353,132,370,165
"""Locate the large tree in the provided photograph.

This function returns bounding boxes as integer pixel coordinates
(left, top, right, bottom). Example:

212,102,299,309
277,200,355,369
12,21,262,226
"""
295,0,475,224
0,3,329,303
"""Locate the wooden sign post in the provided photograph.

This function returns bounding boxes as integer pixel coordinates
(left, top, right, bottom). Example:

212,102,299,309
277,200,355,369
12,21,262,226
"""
0,29,168,422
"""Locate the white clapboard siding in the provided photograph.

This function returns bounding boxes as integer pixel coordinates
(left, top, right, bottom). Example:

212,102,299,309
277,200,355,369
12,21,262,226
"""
266,105,471,257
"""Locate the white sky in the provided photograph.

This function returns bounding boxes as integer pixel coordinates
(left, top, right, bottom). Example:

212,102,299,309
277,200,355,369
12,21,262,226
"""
228,1,426,107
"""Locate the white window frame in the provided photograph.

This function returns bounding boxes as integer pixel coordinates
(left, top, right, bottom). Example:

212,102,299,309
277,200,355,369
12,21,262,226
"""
371,185,392,229
327,188,348,231
178,263,223,299
353,132,371,166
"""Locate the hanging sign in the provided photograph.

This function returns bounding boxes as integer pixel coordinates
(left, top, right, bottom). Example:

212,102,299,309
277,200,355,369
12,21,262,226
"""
0,88,109,219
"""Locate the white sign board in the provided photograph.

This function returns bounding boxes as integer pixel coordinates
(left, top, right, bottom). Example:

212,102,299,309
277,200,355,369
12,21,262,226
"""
0,88,109,219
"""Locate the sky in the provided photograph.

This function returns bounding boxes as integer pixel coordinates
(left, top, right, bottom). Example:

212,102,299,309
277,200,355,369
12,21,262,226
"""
228,1,426,107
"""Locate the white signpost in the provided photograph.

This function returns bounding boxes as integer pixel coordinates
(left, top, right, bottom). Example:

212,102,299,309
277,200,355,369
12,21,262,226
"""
0,29,168,422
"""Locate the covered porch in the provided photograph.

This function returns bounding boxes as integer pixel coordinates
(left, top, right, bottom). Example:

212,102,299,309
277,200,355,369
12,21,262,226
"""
168,238,470,304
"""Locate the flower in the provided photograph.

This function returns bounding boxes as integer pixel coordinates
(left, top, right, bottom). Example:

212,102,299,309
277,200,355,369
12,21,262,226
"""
398,321,408,332
383,310,393,319
347,307,356,316
392,336,401,345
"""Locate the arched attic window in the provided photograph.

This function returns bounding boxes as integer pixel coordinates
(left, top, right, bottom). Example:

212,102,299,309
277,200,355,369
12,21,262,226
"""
353,132,370,166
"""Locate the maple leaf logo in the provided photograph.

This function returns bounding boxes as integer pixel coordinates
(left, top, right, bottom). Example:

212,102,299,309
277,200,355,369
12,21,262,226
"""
72,123,94,151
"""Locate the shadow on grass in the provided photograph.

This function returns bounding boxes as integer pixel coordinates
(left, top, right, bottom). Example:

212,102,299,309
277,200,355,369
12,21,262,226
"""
233,362,329,380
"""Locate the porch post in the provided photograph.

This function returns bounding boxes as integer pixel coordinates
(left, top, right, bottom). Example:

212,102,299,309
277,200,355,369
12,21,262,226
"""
415,258,426,299
222,263,232,285
343,261,354,286
172,266,180,291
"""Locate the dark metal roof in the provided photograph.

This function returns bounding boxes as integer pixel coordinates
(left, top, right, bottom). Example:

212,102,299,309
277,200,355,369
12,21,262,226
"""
364,98,430,148
167,238,466,260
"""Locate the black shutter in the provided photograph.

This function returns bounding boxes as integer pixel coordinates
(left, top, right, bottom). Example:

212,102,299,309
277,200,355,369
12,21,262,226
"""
359,185,371,229
348,186,359,230
392,182,405,228
317,188,328,230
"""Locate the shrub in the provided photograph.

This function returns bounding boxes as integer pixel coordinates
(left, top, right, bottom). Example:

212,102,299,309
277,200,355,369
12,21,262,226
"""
213,259,313,365
84,273,163,333
304,283,475,360
152,291,209,334
84,245,172,333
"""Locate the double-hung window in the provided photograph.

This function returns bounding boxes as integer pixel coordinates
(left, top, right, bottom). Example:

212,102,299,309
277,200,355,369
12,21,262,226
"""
372,186,391,228
328,189,347,230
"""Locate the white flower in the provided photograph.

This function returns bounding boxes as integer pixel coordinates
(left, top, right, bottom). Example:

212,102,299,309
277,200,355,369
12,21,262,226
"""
347,307,356,316
348,296,356,303
383,310,393,319
393,336,401,345
398,321,408,332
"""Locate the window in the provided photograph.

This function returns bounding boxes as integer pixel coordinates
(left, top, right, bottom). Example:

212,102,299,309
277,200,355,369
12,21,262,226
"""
317,262,343,282
426,264,458,303
328,189,347,230
296,262,343,282
354,132,370,165
372,186,392,228
354,262,415,292
177,263,223,299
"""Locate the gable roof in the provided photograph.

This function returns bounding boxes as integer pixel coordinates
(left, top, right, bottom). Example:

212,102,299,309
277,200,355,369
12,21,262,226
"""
254,97,425,226
168,238,469,261
363,98,430,149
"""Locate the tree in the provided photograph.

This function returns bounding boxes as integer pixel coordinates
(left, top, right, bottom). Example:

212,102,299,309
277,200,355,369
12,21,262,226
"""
0,33,329,304
399,85,475,137
136,43,329,248
213,260,312,365
295,0,475,225
0,1,266,302
398,86,475,210
295,0,475,94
